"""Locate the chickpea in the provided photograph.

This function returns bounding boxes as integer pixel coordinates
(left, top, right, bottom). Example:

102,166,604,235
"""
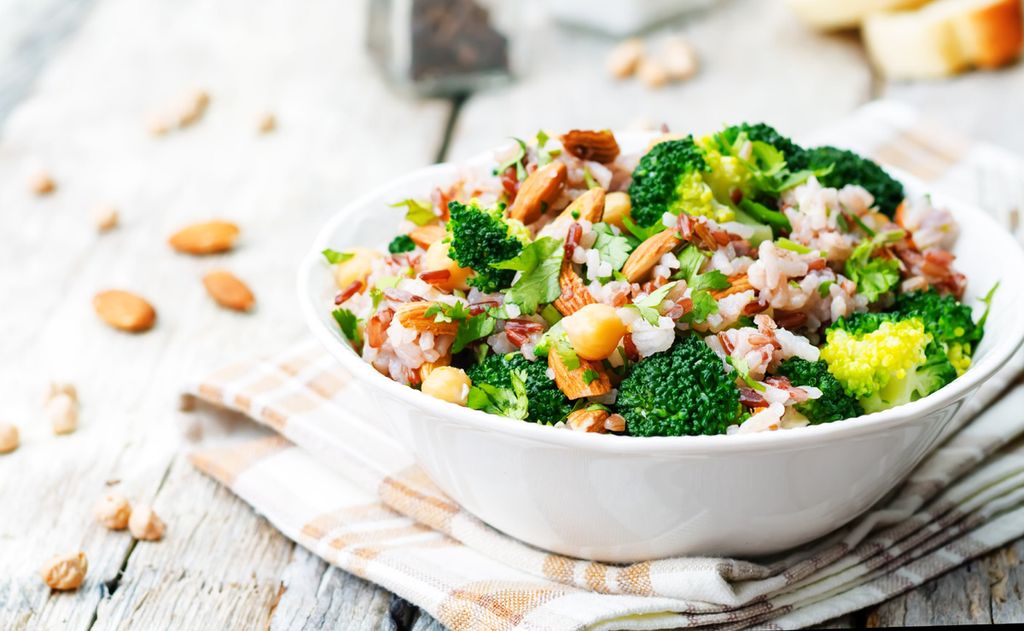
333,247,382,290
40,552,87,591
128,505,166,541
424,240,472,292
93,493,132,530
562,303,626,361
0,422,19,454
421,366,471,406
602,192,632,230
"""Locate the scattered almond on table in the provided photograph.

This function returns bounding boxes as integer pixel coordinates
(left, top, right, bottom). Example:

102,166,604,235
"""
169,220,240,255
93,205,119,232
93,290,157,333
202,270,255,312
93,492,132,530
29,171,56,195
257,112,276,134
46,385,79,435
0,422,19,454
128,505,165,541
40,552,88,591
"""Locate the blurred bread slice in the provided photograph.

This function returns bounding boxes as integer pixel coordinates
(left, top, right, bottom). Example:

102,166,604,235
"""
864,0,1023,79
787,0,933,30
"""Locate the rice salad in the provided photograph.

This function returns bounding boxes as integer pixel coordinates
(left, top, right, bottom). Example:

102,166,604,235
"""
324,124,994,437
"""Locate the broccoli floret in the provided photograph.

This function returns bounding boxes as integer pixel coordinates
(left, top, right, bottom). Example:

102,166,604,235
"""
891,290,983,375
447,201,524,293
720,123,805,162
776,358,863,424
821,315,955,413
387,234,416,254
628,137,734,227
616,334,741,436
789,146,905,217
466,352,571,424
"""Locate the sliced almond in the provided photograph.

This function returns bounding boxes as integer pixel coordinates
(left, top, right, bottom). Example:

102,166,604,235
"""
169,220,240,255
567,408,609,433
203,270,255,312
93,290,156,333
548,350,612,400
508,161,567,225
710,273,753,300
621,228,682,283
553,260,597,316
560,130,621,164
395,302,459,336
408,224,446,250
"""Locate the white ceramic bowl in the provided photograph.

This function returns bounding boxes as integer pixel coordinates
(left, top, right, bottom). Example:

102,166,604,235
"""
299,133,1024,562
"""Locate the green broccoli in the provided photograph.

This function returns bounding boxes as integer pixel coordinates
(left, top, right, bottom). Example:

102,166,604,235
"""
789,146,905,217
628,136,730,227
891,289,985,375
719,122,805,162
387,234,416,254
446,201,524,293
466,352,571,424
616,334,741,436
821,313,956,413
776,358,863,424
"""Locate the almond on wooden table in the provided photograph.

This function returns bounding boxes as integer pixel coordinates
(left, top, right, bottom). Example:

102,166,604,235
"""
40,552,87,591
508,161,567,225
202,270,255,312
93,290,157,333
169,220,240,255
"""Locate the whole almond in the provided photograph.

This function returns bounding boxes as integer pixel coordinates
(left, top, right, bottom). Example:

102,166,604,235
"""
93,290,157,332
508,161,567,225
203,270,255,312
169,221,240,255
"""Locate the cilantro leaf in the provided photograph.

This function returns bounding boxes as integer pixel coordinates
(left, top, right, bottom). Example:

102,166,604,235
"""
322,249,353,264
690,270,730,292
622,216,664,244
496,237,564,313
674,245,706,282
331,308,361,345
582,368,599,384
845,229,904,303
389,198,436,226
494,138,528,181
590,224,632,274
424,302,471,324
727,356,765,391
452,313,496,354
682,290,718,324
629,281,677,325
817,280,835,298
554,336,581,371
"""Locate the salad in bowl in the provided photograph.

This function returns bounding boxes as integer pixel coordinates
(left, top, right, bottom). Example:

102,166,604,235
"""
322,123,993,437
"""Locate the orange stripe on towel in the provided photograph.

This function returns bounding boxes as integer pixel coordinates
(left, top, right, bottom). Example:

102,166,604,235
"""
189,435,291,486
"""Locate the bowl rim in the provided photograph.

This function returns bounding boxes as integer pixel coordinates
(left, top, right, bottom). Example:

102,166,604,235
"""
298,134,1024,456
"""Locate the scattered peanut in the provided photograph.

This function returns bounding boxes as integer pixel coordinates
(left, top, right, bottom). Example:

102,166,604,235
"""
40,552,88,591
0,422,19,454
421,367,471,406
332,247,384,290
93,493,132,530
602,192,632,230
257,112,277,134
662,37,699,81
637,58,670,88
93,205,119,232
93,290,157,333
203,270,255,312
561,303,627,361
423,241,472,291
128,505,166,541
606,38,645,78
29,171,56,196
46,393,79,435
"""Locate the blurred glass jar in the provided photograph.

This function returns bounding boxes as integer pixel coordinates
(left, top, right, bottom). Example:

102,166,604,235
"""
367,0,525,97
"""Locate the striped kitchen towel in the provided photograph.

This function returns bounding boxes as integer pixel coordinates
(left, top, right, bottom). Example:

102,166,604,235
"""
185,101,1024,630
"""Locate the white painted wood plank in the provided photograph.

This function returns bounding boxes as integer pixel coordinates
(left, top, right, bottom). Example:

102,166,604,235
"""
0,0,450,628
448,0,873,161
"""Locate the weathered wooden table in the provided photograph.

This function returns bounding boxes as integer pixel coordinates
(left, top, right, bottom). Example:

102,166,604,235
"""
1,0,1022,628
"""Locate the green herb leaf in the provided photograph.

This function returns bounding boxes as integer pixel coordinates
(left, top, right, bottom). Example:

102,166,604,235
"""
817,280,835,298
497,237,564,313
452,313,496,354
629,281,678,325
389,199,436,226
331,308,362,345
424,302,471,324
582,368,599,384
775,238,812,254
583,166,599,190
554,336,581,371
727,356,765,391
622,216,664,244
322,249,354,264
845,229,905,303
494,138,528,181
674,245,707,282
540,304,563,326
681,290,718,324
590,224,633,274
691,270,731,292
